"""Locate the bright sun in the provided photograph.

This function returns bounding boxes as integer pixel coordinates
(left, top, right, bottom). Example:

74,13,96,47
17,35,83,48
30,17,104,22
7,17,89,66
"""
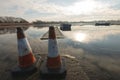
65,0,96,15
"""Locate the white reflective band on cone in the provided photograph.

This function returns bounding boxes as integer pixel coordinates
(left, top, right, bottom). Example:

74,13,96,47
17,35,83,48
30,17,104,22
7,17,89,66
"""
48,39,58,57
18,38,32,56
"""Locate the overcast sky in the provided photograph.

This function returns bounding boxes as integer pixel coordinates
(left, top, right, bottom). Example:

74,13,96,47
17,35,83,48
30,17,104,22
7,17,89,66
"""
0,0,120,21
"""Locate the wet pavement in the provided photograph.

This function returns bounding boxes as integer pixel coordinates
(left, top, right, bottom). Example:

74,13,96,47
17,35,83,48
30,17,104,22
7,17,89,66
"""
0,25,120,80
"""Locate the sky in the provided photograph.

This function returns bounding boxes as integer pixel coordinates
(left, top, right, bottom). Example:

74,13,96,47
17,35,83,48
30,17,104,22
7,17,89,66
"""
0,0,120,21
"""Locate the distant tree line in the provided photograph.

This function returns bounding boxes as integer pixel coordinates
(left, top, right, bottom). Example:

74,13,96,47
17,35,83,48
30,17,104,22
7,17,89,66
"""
32,20,120,25
32,20,70,24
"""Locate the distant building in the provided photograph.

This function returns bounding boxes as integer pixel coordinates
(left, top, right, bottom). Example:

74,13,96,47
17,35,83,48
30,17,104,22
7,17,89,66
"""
95,22,110,26
60,23,71,31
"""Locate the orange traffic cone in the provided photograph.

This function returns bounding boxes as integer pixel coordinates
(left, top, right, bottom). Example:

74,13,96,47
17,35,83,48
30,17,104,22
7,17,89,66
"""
47,26,61,69
11,27,37,76
40,26,66,79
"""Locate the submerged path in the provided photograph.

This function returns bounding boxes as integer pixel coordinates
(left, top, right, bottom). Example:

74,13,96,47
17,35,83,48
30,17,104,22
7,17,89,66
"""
0,26,119,80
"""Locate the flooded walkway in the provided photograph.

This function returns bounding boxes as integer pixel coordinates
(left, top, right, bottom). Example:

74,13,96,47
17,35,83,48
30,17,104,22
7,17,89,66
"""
0,25,120,80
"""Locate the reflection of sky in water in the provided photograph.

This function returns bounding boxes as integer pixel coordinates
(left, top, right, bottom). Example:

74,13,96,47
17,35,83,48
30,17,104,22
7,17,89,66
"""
73,32,87,42
23,25,120,55
62,25,120,54
0,25,120,79
0,25,120,55
25,26,48,38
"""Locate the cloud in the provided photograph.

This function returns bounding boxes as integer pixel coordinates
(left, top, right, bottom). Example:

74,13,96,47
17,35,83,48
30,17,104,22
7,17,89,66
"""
0,0,120,21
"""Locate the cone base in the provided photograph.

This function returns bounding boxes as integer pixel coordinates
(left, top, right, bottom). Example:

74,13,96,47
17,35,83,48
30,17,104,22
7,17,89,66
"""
40,59,67,79
11,65,37,77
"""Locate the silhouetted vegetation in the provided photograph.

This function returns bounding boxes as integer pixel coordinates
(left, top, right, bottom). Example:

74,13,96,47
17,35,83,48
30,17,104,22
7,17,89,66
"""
32,20,120,26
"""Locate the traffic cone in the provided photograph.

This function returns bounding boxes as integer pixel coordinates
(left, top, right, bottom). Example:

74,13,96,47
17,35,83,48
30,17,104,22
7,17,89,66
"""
11,27,37,76
47,26,61,69
40,26,67,79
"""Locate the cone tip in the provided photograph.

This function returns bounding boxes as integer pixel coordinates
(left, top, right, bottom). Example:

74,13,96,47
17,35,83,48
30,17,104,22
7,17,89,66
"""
49,26,54,30
49,26,56,39
17,27,23,32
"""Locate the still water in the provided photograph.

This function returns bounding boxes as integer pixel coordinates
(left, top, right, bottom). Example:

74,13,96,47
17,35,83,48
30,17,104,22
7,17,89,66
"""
0,25,120,79
26,25,120,79
26,25,120,54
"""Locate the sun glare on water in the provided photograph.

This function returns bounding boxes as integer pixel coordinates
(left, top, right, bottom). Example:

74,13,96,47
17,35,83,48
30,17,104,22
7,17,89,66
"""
74,33,87,42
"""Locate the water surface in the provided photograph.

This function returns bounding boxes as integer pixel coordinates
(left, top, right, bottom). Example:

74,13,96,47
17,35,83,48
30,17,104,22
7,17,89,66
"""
0,25,120,79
